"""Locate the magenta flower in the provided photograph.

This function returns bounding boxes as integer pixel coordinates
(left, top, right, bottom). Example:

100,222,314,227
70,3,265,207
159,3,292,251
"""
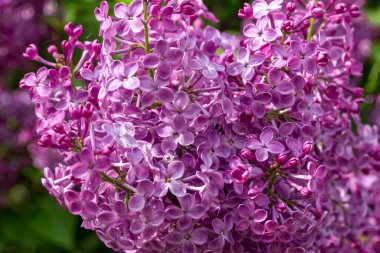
243,16,278,51
245,128,285,162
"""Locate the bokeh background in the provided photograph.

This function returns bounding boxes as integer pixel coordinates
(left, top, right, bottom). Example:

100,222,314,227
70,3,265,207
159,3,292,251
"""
0,0,379,252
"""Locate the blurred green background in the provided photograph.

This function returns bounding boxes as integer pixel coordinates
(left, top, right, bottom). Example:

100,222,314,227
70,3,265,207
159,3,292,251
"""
0,0,379,252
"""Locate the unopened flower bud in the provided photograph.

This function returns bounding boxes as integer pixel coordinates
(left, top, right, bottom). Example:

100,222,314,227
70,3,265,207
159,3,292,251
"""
286,2,296,13
70,105,83,119
334,3,346,14
351,87,364,98
275,201,286,213
53,123,65,134
277,152,288,164
64,22,83,37
311,7,325,19
300,186,311,196
82,103,94,118
317,51,329,66
238,3,253,19
240,148,256,162
302,141,313,155
349,4,361,18
303,19,311,28
281,20,294,33
23,44,38,60
38,134,52,147
282,157,299,169
57,135,71,149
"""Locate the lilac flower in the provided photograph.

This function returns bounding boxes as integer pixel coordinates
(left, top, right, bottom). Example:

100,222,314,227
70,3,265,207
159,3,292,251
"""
271,44,293,69
209,214,234,249
165,194,206,230
288,41,318,74
143,40,183,80
154,160,186,197
106,61,140,91
236,203,268,235
113,1,143,33
130,204,165,236
22,67,51,98
245,128,285,162
227,47,266,82
252,0,283,19
166,228,208,253
243,16,278,51
198,131,232,170
188,52,225,79
267,68,294,95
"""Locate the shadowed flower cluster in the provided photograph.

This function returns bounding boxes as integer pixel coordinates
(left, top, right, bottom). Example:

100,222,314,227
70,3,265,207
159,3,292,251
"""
20,0,380,252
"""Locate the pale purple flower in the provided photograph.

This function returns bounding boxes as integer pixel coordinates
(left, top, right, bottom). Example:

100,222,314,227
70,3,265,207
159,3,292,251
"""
252,0,283,19
143,40,183,80
154,160,186,197
236,203,268,235
106,61,140,91
227,47,266,81
209,214,234,249
113,1,143,33
166,228,208,253
245,128,285,162
188,52,225,79
243,16,278,51
288,41,318,74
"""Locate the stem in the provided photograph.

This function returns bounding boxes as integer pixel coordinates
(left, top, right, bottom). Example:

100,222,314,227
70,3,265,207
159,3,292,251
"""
280,32,287,45
307,0,319,40
143,0,154,79
101,172,136,193
143,0,149,54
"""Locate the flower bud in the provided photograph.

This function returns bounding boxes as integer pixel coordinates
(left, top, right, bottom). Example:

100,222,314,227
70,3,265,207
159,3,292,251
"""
302,141,313,155
349,4,361,18
300,186,311,197
23,44,38,60
275,201,286,213
70,105,83,119
238,3,253,19
281,20,294,33
303,19,311,28
48,45,58,56
57,135,71,149
286,2,296,13
82,103,94,118
240,148,256,162
282,157,299,169
334,3,346,14
38,134,52,147
311,7,324,19
317,51,329,67
180,2,196,15
53,123,66,134
351,87,364,98
320,114,335,128
64,22,83,37
277,152,288,164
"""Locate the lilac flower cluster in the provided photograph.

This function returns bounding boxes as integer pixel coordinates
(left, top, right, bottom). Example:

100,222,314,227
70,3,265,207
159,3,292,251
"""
20,0,380,252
